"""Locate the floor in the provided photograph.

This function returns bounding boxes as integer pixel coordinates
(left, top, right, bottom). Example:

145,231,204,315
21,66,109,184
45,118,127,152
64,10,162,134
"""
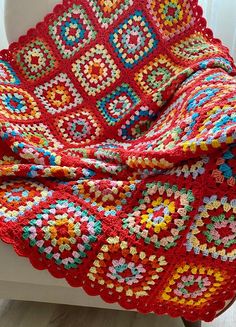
0,299,235,327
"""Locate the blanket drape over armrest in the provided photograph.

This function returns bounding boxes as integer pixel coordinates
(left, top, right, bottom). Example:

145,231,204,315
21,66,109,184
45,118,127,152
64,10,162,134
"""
0,0,235,322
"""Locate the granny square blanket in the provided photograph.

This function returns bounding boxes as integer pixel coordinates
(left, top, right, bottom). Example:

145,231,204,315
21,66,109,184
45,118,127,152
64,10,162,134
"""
0,0,235,322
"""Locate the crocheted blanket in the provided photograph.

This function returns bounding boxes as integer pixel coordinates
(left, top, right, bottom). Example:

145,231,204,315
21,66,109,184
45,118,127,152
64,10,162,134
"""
0,0,235,322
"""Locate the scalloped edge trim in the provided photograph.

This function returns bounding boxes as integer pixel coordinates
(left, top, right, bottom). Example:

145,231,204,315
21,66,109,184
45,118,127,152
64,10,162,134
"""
0,0,235,66
0,222,236,323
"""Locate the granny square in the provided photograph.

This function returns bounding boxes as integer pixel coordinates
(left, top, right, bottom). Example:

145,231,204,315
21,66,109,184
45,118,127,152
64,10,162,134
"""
49,4,97,59
72,44,120,96
87,236,168,299
110,10,158,68
0,180,53,223
22,196,102,270
34,73,83,115
147,0,196,40
97,83,140,125
13,38,57,82
134,55,183,104
55,110,103,145
13,123,63,150
0,85,40,120
87,0,134,29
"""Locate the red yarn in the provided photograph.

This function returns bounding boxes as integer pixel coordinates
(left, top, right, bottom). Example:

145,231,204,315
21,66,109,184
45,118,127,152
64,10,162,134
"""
0,0,235,322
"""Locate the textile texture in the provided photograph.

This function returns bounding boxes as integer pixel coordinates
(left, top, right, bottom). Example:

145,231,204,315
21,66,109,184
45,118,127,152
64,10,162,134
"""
0,0,236,322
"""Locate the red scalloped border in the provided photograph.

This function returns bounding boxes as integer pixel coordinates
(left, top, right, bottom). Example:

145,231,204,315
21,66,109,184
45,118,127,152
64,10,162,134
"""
0,180,236,323
1,226,236,323
0,0,235,65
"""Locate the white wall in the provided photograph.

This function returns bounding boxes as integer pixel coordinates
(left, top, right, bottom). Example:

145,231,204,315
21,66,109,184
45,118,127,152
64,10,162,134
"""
0,0,235,61
199,0,236,61
0,0,7,49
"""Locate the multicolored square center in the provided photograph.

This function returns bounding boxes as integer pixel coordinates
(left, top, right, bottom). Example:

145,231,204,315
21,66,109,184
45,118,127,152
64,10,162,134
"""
134,54,183,104
118,106,156,140
147,0,195,40
49,4,97,59
123,181,194,250
22,198,102,270
72,44,120,96
110,10,158,68
72,180,138,217
87,236,167,299
34,73,83,115
97,83,140,125
186,195,236,262
56,110,103,145
88,0,134,29
0,85,41,120
159,262,230,310
0,180,53,223
13,38,58,82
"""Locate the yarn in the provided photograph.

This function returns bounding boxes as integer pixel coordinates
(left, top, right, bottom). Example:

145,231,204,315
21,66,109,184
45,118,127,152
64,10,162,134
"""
0,0,235,322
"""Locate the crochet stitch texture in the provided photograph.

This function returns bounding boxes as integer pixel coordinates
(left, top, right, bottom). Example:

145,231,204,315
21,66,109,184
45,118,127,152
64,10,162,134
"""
0,0,236,322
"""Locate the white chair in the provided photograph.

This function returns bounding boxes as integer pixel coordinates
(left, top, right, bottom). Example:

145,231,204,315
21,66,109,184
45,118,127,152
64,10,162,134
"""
1,0,122,312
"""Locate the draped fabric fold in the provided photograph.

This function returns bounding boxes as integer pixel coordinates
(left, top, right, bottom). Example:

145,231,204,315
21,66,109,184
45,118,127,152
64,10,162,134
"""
0,0,235,322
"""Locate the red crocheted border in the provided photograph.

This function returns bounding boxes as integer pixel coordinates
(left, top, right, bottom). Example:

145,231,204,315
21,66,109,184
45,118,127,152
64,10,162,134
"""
0,0,235,65
0,178,236,323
